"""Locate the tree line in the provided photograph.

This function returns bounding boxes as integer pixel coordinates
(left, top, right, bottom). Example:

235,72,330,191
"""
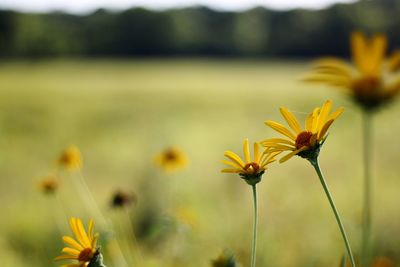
0,0,399,58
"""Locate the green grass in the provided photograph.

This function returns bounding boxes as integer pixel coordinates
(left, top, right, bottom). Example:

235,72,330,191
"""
0,59,399,267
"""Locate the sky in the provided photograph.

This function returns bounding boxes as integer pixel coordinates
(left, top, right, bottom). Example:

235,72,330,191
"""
0,0,357,14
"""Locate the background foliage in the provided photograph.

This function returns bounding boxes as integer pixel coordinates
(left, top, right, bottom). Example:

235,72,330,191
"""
1,0,400,58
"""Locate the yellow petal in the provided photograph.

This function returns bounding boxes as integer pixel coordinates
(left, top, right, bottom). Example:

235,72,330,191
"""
279,147,308,163
88,219,94,241
75,218,91,248
351,31,368,73
318,119,334,140
265,121,296,140
317,100,332,132
280,107,302,134
62,247,80,256
305,111,314,132
326,107,344,121
253,142,260,164
69,218,84,247
303,74,352,87
224,151,245,168
221,160,242,169
263,144,295,151
243,138,251,163
367,33,386,75
311,108,321,133
261,138,295,146
62,236,84,251
92,233,99,248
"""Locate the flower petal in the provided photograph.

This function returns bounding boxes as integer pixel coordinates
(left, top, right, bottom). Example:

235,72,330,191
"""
261,138,295,147
265,121,296,140
279,147,308,163
224,151,245,168
280,107,302,134
221,160,242,169
253,142,260,164
318,119,334,140
317,100,332,132
62,236,84,251
243,138,251,163
326,107,344,121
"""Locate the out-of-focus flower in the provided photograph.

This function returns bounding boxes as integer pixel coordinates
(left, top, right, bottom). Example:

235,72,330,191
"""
175,207,197,228
110,190,137,208
154,147,188,172
55,218,100,266
305,32,400,111
221,138,278,185
59,145,82,170
342,256,395,267
262,100,343,163
212,251,239,267
38,175,59,194
371,257,395,267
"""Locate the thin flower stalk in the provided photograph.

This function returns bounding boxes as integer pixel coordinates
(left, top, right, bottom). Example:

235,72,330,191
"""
361,111,373,267
262,101,356,267
304,32,400,265
221,139,278,267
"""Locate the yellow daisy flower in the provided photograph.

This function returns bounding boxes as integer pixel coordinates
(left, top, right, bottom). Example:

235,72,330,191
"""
262,100,344,163
154,146,188,172
55,217,98,267
221,138,278,185
305,32,400,111
59,146,83,171
38,175,59,194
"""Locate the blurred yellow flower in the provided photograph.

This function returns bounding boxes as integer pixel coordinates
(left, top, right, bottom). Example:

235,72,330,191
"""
38,175,59,194
221,138,278,185
55,217,98,266
371,257,395,267
175,207,197,228
59,145,82,170
305,32,400,111
262,100,343,163
154,147,188,172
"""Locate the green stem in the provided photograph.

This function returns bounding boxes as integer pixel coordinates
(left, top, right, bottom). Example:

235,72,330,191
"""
361,111,372,267
310,159,356,267
88,250,107,267
251,184,258,267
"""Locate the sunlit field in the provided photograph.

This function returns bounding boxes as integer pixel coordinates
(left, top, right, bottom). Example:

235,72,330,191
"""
0,59,399,267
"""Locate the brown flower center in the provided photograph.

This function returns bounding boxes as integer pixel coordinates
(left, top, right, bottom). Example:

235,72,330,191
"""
165,150,178,161
295,131,313,149
78,248,94,262
243,162,260,175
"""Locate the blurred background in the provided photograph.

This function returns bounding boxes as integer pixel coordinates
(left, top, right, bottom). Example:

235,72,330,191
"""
0,0,399,266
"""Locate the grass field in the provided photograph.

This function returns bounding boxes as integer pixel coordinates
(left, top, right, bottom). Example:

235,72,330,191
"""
0,59,399,267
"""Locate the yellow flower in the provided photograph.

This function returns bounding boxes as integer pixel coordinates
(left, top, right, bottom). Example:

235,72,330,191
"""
305,32,400,111
262,100,343,163
221,138,278,185
59,146,82,170
154,146,188,172
38,175,59,194
175,207,197,228
55,218,98,267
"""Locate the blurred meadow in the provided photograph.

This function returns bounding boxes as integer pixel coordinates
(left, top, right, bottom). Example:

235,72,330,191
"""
1,0,400,266
1,59,399,266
